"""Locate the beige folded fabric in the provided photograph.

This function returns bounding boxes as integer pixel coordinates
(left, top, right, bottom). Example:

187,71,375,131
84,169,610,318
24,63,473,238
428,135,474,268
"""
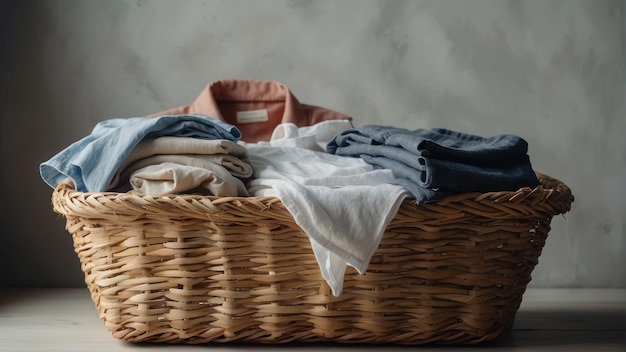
111,154,253,192
109,136,252,190
129,162,249,196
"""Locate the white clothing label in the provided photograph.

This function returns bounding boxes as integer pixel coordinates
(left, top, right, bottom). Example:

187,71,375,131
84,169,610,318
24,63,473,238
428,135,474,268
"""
236,109,269,124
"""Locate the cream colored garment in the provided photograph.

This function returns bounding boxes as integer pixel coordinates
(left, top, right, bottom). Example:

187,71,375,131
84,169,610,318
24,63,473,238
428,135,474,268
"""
130,162,248,196
114,154,250,195
108,136,252,191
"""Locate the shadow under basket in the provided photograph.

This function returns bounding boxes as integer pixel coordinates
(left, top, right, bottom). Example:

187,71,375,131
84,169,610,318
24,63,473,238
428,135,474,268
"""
51,172,573,345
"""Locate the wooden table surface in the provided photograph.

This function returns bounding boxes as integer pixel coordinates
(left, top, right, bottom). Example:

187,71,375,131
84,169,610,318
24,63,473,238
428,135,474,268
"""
0,288,624,351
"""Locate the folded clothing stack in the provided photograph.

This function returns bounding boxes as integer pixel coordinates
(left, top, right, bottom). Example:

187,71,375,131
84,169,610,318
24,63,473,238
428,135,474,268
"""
39,114,244,194
327,125,539,203
108,136,253,196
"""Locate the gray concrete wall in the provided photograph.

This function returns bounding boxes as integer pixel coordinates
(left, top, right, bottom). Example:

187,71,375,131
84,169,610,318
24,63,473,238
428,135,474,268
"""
1,0,624,288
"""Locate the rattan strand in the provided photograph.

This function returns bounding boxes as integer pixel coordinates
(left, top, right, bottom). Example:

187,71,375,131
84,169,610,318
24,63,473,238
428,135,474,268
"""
51,172,573,344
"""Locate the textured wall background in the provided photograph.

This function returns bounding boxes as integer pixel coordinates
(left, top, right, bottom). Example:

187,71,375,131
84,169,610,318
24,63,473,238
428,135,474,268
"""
1,0,624,288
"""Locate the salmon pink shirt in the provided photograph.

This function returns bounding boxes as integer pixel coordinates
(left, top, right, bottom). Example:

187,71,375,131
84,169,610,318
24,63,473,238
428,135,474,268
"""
149,79,351,142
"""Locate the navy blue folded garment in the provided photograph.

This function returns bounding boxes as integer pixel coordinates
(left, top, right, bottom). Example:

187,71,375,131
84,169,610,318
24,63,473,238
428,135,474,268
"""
327,125,538,203
40,114,241,193
353,150,537,192
421,154,538,192
328,125,529,165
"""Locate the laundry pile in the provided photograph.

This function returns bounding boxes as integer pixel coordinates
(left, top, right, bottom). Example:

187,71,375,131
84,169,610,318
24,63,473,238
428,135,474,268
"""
40,79,539,296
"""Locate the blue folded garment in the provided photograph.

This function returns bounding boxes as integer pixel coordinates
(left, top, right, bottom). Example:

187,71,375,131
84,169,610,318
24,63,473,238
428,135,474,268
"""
40,114,241,192
328,125,530,163
327,125,538,203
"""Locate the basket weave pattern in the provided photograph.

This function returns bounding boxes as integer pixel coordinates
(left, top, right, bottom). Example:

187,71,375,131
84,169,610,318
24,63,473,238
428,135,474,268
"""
52,173,573,344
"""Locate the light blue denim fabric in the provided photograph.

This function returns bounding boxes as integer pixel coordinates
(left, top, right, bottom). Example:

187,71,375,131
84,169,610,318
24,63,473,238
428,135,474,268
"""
358,154,425,185
359,155,453,203
332,144,426,172
40,114,241,192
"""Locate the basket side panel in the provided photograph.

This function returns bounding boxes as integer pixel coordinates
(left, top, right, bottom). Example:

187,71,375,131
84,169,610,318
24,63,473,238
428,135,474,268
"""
54,174,569,344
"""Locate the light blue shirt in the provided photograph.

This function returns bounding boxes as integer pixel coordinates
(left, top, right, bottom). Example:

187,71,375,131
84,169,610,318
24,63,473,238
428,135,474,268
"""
40,114,241,192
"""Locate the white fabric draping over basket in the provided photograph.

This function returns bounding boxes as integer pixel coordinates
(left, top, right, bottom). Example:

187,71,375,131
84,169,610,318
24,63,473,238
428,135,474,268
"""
244,120,409,296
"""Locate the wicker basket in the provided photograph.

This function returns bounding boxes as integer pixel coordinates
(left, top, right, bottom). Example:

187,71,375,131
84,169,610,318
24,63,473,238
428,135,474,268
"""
51,172,573,344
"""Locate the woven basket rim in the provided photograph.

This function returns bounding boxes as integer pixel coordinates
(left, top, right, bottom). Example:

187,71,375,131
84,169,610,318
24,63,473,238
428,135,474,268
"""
51,172,573,220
